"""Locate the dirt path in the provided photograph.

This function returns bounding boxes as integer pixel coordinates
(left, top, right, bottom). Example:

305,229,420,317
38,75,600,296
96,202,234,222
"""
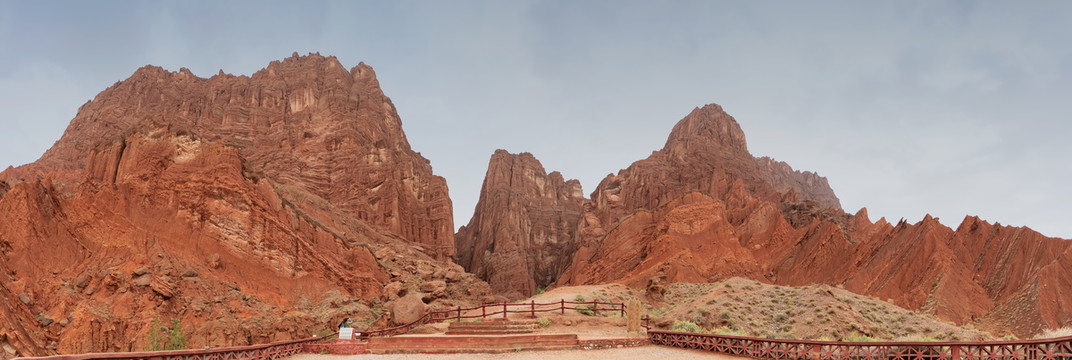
287,346,749,360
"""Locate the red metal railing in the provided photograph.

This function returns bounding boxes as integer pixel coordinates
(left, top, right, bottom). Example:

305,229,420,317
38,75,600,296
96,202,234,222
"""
14,300,622,359
14,334,335,360
364,299,625,337
645,326,1072,360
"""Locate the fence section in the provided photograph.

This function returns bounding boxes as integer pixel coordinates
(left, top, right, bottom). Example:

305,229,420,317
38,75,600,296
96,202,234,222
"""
15,335,334,360
16,300,623,359
646,329,1072,360
364,299,625,337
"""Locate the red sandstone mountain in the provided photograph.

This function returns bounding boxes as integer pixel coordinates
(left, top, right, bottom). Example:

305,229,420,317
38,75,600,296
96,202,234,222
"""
461,103,1071,337
0,54,487,358
455,150,584,299
2,52,453,260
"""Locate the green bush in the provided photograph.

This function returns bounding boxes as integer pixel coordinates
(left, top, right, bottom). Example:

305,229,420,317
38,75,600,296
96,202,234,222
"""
709,326,746,337
573,294,594,315
167,319,187,350
672,321,702,333
537,318,551,328
146,316,187,351
843,334,877,342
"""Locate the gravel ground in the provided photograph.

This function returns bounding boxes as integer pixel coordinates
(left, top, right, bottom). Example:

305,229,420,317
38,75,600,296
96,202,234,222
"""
287,346,748,360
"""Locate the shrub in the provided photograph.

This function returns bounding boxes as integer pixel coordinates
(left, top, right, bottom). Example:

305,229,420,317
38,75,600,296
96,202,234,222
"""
535,288,545,295
167,319,187,350
1038,327,1072,339
147,316,164,351
537,318,551,328
709,326,746,337
672,321,702,333
146,317,187,351
843,334,876,342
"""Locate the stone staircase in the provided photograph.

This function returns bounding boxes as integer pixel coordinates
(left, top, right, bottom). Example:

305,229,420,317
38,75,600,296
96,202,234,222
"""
366,334,580,354
444,318,539,335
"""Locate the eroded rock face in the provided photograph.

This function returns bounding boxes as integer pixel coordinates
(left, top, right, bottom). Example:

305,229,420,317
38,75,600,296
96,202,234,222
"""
0,55,487,357
586,104,840,233
550,103,1072,338
4,53,454,260
0,125,389,356
455,150,583,299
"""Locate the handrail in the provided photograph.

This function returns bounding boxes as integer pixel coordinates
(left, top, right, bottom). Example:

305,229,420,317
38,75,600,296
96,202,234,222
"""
645,327,1072,359
364,299,627,337
15,334,335,360
15,300,626,359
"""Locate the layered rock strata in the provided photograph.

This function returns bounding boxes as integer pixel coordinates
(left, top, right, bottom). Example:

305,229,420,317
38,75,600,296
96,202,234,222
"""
455,150,583,299
458,103,1070,338
553,104,1071,337
2,53,454,260
0,55,486,358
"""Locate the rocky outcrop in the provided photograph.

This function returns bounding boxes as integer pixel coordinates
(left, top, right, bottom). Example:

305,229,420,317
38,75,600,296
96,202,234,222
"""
0,125,390,355
586,104,839,231
455,150,583,299
0,55,489,357
3,53,454,260
558,192,761,287
551,103,1072,338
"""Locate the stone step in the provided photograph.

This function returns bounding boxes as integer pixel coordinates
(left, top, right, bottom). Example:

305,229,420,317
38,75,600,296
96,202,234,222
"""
444,329,535,335
369,339,578,349
446,323,538,330
472,318,539,324
368,344,579,354
367,334,578,353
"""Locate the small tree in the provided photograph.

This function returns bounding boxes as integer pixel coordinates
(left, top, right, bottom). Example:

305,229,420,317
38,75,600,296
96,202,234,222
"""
147,316,165,351
167,318,187,350
146,316,187,351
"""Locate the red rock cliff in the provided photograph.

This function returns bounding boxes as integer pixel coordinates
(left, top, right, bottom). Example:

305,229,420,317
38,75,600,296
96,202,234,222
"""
587,104,839,233
455,150,583,299
0,54,478,358
0,124,389,356
554,103,1072,338
4,53,453,260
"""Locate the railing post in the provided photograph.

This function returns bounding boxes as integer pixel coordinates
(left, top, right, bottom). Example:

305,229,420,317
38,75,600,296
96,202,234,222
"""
457,306,461,321
481,302,486,319
531,300,535,318
561,299,565,315
952,345,960,359
503,302,508,319
594,299,599,316
620,302,625,317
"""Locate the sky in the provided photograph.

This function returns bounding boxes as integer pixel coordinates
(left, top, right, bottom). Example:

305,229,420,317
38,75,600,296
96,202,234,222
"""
1,1,1070,239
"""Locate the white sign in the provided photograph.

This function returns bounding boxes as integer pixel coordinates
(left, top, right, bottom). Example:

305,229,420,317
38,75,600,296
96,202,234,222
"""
339,327,354,340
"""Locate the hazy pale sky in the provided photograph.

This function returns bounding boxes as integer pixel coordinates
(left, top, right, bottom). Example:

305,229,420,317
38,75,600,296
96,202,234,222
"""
1,1,1070,239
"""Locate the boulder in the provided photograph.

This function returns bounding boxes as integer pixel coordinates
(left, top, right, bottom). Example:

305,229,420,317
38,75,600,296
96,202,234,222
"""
419,280,446,294
382,282,404,301
389,293,428,326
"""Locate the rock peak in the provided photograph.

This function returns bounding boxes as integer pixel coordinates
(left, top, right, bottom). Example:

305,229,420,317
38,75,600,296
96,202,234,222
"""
663,103,748,155
456,150,584,299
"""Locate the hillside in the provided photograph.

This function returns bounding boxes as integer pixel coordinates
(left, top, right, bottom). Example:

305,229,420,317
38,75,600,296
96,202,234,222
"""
462,104,1072,338
0,54,486,358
